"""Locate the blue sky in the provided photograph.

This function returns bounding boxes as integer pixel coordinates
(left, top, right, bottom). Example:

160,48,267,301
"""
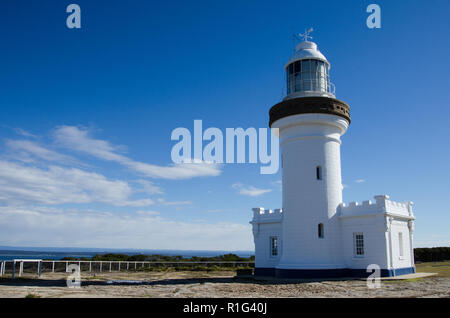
0,0,449,250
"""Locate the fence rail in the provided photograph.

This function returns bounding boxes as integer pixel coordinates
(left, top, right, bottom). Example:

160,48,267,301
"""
0,259,255,279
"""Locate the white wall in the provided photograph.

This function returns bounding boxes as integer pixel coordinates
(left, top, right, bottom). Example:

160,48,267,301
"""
340,215,389,269
273,113,348,269
388,219,414,269
251,208,282,269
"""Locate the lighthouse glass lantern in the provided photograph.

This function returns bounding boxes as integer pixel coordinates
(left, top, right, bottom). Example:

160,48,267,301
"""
285,41,334,98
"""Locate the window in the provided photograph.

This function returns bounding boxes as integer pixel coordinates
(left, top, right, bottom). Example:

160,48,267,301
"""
316,166,322,180
318,223,324,238
353,233,364,257
399,233,404,257
301,60,311,72
294,60,301,73
310,60,317,73
286,59,333,95
270,236,278,257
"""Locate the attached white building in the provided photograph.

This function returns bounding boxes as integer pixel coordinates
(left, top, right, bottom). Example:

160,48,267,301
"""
251,37,415,278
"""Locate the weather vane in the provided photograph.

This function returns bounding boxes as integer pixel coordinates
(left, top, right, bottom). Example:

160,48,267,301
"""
298,27,314,42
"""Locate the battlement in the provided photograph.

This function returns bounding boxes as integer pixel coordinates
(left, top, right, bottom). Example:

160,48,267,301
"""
339,195,414,218
251,207,283,224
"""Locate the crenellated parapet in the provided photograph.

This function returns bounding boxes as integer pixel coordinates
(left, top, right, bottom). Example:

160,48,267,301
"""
339,195,414,219
251,207,283,224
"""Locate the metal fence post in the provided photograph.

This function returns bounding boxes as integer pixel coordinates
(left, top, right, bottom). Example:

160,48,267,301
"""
19,261,23,277
38,261,42,278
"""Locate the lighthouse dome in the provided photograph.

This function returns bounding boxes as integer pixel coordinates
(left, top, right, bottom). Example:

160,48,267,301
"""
286,41,329,66
285,40,335,99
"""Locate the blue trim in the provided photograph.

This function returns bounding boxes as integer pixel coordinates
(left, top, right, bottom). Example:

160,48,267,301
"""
388,266,416,277
275,268,349,278
254,267,416,278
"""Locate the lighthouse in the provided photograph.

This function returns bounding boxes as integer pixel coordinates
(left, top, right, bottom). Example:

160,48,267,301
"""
251,31,416,278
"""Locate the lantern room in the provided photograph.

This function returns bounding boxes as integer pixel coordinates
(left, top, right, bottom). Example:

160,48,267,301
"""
285,41,335,99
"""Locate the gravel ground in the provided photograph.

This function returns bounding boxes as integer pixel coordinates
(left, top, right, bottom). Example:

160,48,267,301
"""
0,271,449,298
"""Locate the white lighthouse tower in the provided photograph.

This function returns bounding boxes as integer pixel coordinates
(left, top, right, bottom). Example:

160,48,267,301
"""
272,31,350,277
251,30,416,278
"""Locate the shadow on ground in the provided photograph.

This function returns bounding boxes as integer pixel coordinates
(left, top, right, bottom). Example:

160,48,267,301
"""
0,275,361,288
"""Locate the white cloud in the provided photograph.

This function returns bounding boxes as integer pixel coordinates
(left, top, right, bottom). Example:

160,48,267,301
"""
232,182,272,197
0,160,153,207
5,139,80,165
156,198,192,206
53,125,222,180
0,206,253,250
136,210,160,216
355,179,366,183
13,128,38,138
207,209,226,213
135,179,164,195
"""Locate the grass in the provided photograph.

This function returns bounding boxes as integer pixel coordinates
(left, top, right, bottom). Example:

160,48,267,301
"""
25,293,40,298
415,261,450,278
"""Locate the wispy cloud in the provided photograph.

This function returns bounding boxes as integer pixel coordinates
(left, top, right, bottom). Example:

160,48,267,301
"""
0,160,153,207
232,182,272,197
355,179,366,183
271,180,282,190
156,198,192,206
13,128,38,138
5,139,80,165
207,209,226,213
135,179,164,195
53,125,222,180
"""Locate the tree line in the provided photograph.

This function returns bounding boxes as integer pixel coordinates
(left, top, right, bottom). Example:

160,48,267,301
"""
60,248,450,263
61,253,255,262
414,247,450,262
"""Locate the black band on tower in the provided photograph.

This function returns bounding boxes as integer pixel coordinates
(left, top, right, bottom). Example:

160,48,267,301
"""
269,96,351,127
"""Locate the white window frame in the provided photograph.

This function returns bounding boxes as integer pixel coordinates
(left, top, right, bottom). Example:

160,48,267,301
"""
353,232,365,257
269,236,278,257
398,232,404,259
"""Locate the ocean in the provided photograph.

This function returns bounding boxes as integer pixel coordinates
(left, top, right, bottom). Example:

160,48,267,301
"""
0,247,254,261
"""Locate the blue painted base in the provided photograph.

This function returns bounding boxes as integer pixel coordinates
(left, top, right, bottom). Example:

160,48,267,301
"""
254,267,276,277
254,267,415,278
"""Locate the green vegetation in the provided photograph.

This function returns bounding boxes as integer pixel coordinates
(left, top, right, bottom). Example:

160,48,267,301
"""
62,253,254,263
25,293,40,298
60,253,254,272
414,247,450,262
415,261,450,278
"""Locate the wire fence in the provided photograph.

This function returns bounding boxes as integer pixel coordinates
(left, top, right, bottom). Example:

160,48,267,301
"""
0,259,255,279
